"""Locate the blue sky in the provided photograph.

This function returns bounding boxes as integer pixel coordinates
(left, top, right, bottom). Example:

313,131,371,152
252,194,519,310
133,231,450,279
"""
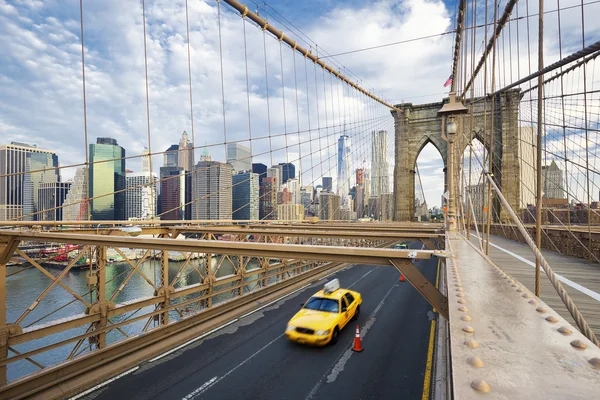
0,0,471,208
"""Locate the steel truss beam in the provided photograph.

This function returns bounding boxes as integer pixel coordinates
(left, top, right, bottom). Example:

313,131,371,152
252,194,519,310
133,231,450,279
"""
0,229,448,396
0,231,443,265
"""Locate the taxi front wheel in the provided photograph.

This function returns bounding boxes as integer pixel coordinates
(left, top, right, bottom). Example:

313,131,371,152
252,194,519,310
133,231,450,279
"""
330,327,339,345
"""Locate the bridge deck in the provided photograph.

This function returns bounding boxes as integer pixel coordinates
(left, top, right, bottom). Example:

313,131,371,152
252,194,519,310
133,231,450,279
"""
468,232,600,337
449,233,600,399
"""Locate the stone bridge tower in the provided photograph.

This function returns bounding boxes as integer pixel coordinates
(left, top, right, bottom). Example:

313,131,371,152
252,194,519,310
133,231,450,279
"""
391,89,523,222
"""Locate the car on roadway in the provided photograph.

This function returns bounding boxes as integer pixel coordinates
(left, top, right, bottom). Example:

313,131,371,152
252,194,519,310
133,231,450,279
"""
285,279,362,346
393,243,409,250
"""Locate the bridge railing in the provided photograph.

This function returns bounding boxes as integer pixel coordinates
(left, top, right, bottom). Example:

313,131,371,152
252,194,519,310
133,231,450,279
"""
0,225,446,398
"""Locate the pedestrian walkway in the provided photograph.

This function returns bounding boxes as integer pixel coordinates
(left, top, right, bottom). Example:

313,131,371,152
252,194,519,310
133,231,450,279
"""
468,232,600,338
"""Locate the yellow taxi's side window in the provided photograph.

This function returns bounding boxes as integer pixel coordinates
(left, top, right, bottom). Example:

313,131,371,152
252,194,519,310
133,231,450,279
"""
344,292,355,306
341,297,348,312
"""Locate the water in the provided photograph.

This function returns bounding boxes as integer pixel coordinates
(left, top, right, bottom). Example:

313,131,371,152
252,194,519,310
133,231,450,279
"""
5,254,256,382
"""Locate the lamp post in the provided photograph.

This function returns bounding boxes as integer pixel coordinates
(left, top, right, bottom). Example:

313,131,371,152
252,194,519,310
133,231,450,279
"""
439,92,468,232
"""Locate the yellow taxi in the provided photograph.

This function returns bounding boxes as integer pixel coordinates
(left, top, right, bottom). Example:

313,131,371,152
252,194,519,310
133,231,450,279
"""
285,279,362,346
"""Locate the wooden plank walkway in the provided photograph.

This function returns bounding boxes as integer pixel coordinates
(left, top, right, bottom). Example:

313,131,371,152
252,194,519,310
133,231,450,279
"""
467,232,600,338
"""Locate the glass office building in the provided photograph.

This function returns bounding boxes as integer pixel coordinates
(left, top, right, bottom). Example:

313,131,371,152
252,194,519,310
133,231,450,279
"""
232,171,259,220
89,137,126,220
337,135,352,200
0,142,59,221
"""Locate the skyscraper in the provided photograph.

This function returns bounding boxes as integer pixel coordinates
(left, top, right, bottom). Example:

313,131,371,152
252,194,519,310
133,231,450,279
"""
542,160,566,199
0,142,59,221
89,137,126,220
142,147,151,173
62,167,88,221
232,171,259,220
227,143,252,172
519,126,536,208
192,159,232,220
319,192,341,221
380,193,394,221
371,130,390,197
164,144,179,168
300,186,314,208
252,163,268,183
38,182,71,221
178,131,194,172
285,178,300,204
355,185,366,218
267,167,282,190
277,204,304,221
278,163,296,184
126,172,157,220
260,176,278,220
356,168,364,186
159,166,190,220
337,135,352,201
322,177,333,192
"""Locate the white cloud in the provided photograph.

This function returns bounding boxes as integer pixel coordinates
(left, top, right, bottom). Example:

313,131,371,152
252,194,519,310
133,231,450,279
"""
0,0,456,209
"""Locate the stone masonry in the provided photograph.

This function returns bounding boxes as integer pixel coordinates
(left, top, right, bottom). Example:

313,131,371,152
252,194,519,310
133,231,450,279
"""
391,89,523,222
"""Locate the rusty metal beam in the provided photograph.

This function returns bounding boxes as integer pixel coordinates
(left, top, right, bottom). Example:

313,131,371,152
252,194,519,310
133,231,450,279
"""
0,231,443,266
174,226,441,239
0,236,20,264
0,261,350,400
389,259,449,319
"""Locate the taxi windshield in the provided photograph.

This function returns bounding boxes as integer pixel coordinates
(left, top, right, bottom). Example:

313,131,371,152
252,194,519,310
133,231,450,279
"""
303,297,339,313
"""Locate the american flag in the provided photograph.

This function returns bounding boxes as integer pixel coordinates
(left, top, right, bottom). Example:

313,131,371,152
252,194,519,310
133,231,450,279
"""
443,74,453,87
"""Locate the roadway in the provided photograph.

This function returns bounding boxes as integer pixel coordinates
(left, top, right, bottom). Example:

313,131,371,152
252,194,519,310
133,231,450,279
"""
78,243,439,400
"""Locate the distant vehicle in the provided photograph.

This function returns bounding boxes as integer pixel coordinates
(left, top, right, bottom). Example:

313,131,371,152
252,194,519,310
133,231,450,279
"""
393,243,409,250
285,279,362,346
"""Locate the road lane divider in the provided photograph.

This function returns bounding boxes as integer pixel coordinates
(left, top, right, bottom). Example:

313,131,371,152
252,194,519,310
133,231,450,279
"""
305,278,398,399
180,265,380,400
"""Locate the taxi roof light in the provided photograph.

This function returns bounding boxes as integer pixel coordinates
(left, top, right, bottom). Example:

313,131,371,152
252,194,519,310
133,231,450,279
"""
323,278,340,294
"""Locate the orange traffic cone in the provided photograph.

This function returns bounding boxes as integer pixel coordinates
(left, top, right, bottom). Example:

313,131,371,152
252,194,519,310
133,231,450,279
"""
399,274,405,282
352,325,364,352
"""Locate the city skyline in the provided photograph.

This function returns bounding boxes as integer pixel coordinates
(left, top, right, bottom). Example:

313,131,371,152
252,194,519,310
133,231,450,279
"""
3,131,595,223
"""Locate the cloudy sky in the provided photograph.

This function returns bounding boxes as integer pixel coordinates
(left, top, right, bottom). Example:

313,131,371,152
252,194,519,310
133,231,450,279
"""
12,0,598,210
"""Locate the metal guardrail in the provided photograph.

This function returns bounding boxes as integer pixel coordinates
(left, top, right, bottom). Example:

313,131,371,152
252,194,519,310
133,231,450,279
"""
0,226,448,397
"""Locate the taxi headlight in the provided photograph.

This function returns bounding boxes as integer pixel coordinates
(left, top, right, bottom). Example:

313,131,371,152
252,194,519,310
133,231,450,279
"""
286,325,296,331
315,330,329,336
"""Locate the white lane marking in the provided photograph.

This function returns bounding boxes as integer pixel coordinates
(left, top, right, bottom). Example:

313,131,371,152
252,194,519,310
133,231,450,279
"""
69,367,139,400
149,319,239,363
153,266,347,363
181,334,285,400
237,284,311,320
181,265,378,400
470,233,600,302
348,268,376,289
305,279,398,399
238,263,356,320
181,377,217,400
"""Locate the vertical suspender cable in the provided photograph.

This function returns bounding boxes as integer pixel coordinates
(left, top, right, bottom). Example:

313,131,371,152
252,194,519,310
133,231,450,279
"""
293,49,303,190
242,14,254,215
486,0,499,255
217,0,228,146
557,0,571,231
535,0,545,296
481,0,489,250
304,55,313,193
279,40,289,166
185,0,197,219
79,0,90,221
141,0,155,219
580,0,592,262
